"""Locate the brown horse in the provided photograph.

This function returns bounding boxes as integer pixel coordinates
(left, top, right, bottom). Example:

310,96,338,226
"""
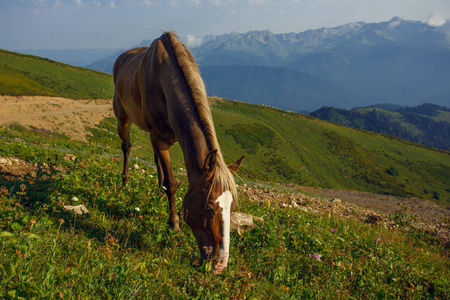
113,31,244,273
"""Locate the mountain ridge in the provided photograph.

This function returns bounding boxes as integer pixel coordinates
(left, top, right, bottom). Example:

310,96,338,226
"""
14,17,450,111
310,103,450,150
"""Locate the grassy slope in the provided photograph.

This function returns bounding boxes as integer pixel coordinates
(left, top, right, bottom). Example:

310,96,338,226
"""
0,49,114,99
0,49,449,205
212,100,449,203
0,127,449,299
95,99,448,204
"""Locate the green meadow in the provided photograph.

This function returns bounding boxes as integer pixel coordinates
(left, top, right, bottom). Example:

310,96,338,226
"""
0,49,449,299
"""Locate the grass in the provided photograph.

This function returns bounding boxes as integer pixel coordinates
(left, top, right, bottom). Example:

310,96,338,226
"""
1,124,449,299
0,49,114,99
82,98,450,205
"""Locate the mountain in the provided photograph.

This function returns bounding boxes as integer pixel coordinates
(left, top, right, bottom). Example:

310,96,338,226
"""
310,103,450,150
191,17,450,109
84,17,450,111
200,65,359,112
287,18,450,107
192,23,367,67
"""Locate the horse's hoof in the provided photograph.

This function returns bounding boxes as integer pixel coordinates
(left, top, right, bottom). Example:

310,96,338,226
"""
168,221,180,232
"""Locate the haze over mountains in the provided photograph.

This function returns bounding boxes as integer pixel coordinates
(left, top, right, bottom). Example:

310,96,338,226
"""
19,17,450,112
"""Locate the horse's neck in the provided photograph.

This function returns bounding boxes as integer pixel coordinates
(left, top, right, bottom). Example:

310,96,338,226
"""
154,43,213,180
165,86,211,179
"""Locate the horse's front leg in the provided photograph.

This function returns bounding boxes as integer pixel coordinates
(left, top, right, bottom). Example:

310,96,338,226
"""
151,134,180,231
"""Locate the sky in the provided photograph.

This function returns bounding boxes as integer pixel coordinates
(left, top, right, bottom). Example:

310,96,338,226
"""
1,0,450,50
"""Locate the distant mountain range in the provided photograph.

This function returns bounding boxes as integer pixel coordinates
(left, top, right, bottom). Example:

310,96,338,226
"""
190,17,450,111
17,17,450,112
310,103,450,150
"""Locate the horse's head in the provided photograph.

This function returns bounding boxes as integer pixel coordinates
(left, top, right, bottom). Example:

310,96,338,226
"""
182,150,244,274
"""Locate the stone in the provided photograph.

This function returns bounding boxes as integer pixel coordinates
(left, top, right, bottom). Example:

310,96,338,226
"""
63,204,90,215
230,212,263,235
64,154,77,161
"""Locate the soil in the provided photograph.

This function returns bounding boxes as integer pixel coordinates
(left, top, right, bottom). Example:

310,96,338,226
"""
1,96,449,244
0,95,113,141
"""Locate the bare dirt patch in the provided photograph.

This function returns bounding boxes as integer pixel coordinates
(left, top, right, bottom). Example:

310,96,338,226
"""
0,95,113,141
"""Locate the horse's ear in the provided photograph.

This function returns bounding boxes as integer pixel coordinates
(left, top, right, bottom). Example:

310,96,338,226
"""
204,149,218,174
228,155,245,174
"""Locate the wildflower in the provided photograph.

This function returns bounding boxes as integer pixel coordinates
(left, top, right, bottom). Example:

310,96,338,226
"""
375,238,380,245
134,207,140,212
30,219,36,225
71,196,79,202
309,253,322,261
114,158,118,161
58,218,65,224
329,228,335,233
203,246,213,256
266,200,271,208
20,184,26,192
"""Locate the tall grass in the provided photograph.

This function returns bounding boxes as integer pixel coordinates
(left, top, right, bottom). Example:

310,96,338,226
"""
1,125,449,299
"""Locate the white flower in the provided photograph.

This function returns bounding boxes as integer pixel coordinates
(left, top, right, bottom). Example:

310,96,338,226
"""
134,207,140,212
71,196,79,202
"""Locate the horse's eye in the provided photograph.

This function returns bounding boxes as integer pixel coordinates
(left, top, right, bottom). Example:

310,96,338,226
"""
206,205,215,216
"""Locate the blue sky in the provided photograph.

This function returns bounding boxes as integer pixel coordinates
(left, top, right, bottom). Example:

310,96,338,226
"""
1,0,449,50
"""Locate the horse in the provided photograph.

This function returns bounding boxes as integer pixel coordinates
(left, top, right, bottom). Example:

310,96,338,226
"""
112,31,245,274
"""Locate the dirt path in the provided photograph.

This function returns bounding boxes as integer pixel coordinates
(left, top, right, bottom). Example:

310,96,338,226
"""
0,95,113,141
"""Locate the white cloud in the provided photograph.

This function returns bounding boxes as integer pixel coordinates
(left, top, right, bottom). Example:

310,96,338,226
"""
75,0,82,6
427,14,446,27
186,34,203,47
110,0,116,8
248,0,266,5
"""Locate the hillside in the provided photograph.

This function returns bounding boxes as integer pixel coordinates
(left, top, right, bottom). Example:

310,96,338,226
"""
0,49,114,99
1,130,448,298
310,104,450,150
200,65,359,112
0,50,449,204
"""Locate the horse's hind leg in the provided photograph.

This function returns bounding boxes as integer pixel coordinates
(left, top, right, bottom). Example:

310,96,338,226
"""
119,122,132,186
151,133,180,231
114,97,132,186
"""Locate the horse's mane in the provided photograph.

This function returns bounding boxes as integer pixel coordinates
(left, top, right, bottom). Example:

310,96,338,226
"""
162,31,237,201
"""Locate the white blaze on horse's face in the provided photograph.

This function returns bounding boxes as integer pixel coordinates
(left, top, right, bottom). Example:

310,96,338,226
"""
213,190,233,274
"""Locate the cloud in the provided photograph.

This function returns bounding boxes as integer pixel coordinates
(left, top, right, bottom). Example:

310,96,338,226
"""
186,34,203,47
248,0,266,5
427,14,446,27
